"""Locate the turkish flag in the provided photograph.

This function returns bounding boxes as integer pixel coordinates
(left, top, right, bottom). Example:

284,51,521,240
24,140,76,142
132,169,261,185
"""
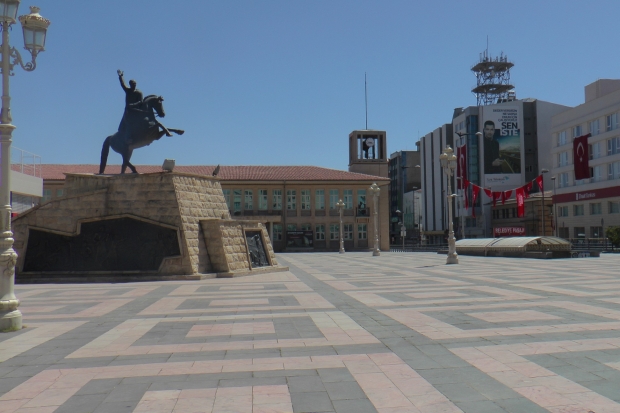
573,133,591,180
484,188,492,199
535,174,543,192
523,181,533,199
501,190,513,205
492,191,502,207
457,144,467,189
471,185,481,218
463,179,470,209
516,186,525,217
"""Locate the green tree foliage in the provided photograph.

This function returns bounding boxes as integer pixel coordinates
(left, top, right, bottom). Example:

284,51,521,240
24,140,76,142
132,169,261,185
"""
605,226,620,248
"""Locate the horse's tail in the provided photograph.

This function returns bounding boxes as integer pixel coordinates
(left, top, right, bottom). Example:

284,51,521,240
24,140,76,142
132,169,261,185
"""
99,136,111,174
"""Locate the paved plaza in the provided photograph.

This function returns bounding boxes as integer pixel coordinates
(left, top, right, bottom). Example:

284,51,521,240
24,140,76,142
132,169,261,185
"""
1,253,620,413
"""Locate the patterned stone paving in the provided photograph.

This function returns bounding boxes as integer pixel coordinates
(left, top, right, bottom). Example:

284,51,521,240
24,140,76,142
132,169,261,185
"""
1,253,620,412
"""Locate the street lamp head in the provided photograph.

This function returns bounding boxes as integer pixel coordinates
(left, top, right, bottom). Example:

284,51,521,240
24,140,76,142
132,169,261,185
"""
19,6,50,55
336,199,345,209
550,176,556,180
369,182,380,195
541,168,549,174
475,132,482,137
0,0,19,24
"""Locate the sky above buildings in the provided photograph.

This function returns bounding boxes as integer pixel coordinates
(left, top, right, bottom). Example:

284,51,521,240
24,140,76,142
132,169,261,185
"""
8,0,620,170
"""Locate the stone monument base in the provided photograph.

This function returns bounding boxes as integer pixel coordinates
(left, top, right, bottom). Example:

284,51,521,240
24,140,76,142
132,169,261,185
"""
12,172,287,282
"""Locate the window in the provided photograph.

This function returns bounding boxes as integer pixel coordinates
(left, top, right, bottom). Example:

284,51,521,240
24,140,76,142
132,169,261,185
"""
358,224,367,239
573,125,582,138
558,227,569,238
273,224,282,241
315,190,325,210
286,190,296,210
343,223,353,240
591,226,603,238
222,189,231,211
42,189,52,203
244,190,253,210
558,151,568,167
592,165,603,182
609,201,620,214
287,224,297,231
607,137,620,155
56,189,64,197
573,205,584,216
559,173,569,188
608,162,620,180
301,223,311,231
558,131,567,146
574,227,586,238
233,189,242,212
258,189,268,210
590,202,602,215
272,189,282,210
301,190,311,210
329,189,339,209
330,224,339,240
343,190,353,209
590,142,601,160
558,206,569,217
589,119,600,136
357,189,366,209
315,224,325,240
607,113,618,132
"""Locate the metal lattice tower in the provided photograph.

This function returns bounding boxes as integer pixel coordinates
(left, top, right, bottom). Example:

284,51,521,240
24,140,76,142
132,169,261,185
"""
471,49,515,106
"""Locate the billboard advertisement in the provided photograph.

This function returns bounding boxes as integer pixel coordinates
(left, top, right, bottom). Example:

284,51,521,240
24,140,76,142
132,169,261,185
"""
482,106,522,186
286,231,314,248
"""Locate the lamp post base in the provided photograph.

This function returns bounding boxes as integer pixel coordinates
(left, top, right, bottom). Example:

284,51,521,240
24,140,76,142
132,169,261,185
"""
373,249,380,256
446,253,459,265
0,309,22,331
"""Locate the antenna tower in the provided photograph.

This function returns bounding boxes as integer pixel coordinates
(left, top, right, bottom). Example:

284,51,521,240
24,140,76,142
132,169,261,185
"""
471,48,515,106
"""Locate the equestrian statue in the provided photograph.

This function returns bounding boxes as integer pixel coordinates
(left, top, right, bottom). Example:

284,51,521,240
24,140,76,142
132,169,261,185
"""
98,70,184,174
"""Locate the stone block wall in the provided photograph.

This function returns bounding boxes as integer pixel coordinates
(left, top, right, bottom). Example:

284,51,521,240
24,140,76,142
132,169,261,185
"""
13,172,235,276
201,220,277,275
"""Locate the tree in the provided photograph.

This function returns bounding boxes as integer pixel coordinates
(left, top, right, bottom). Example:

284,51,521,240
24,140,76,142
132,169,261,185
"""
605,226,620,250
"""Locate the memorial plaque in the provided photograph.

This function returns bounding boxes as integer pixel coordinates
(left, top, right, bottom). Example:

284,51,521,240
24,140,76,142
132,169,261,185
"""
245,230,269,267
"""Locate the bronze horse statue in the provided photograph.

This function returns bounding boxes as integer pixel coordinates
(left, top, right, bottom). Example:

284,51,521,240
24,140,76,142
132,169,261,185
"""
99,95,184,174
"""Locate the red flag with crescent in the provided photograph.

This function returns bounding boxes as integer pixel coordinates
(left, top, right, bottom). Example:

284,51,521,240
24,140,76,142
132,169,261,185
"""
492,191,501,207
573,133,591,180
471,185,481,218
457,144,467,189
516,186,525,217
523,181,533,199
501,190,512,205
535,174,543,192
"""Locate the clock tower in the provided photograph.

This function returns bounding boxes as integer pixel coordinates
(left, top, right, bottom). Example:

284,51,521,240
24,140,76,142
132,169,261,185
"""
348,130,388,178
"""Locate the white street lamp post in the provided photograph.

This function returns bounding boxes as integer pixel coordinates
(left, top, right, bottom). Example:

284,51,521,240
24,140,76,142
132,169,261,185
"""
336,199,345,254
369,182,380,256
439,146,458,265
540,169,549,236
551,176,557,237
0,2,50,330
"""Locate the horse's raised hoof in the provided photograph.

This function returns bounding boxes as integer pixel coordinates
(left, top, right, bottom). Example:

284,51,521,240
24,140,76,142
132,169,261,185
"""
166,132,173,137
178,130,185,135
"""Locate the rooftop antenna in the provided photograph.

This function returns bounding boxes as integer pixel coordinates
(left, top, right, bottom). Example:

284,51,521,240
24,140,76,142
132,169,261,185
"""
365,72,368,130
471,38,515,105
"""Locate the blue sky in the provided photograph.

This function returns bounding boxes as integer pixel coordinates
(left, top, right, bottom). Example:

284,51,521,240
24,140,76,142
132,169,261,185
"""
8,0,620,170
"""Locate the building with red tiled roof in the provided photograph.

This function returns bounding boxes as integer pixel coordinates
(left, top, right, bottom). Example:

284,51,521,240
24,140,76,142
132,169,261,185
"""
40,164,390,252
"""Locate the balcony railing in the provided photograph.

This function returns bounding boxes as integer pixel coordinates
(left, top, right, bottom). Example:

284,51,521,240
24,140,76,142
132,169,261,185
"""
10,147,41,178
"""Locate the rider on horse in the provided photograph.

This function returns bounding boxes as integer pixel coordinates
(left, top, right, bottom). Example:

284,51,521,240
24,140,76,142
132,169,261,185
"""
117,70,171,138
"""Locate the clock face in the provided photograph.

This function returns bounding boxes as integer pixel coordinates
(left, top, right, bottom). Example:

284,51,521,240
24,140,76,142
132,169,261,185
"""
365,138,375,147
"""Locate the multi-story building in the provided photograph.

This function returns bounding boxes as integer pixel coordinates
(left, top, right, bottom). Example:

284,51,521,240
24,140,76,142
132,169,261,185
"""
9,147,42,215
418,124,454,244
388,150,421,241
550,79,620,239
40,164,390,253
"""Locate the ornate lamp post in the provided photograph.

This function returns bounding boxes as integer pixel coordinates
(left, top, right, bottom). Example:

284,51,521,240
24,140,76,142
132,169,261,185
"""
0,3,50,330
336,199,345,254
369,182,380,256
551,175,557,237
439,146,458,265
